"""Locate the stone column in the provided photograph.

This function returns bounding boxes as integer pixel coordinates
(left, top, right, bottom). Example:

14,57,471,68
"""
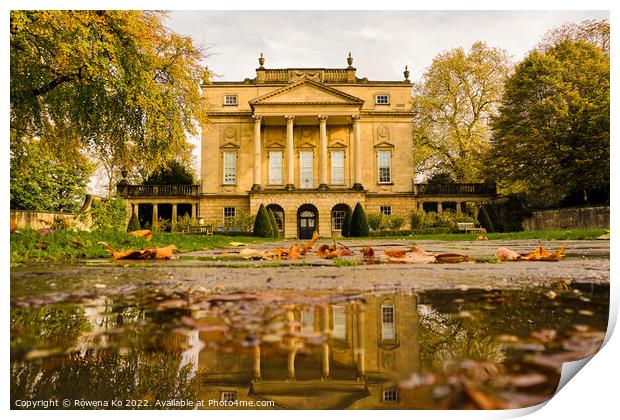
456,202,462,213
437,202,443,212
253,344,261,380
152,204,158,230
252,115,262,191
318,115,328,190
352,115,363,190
171,204,177,230
356,303,366,379
133,203,139,219
285,115,295,190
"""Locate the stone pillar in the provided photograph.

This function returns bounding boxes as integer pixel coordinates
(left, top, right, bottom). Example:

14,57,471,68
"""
437,202,443,212
253,344,261,380
252,115,262,191
152,204,158,230
133,203,139,219
321,305,331,379
456,202,462,213
285,115,295,190
352,115,363,190
356,303,366,379
194,203,199,219
171,204,177,230
318,115,328,190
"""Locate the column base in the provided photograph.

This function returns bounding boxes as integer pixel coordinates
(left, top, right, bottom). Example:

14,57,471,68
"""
251,184,262,192
318,184,329,191
284,184,295,191
351,183,364,191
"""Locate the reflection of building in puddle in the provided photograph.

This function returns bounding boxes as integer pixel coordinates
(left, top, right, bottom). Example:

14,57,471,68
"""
194,294,420,409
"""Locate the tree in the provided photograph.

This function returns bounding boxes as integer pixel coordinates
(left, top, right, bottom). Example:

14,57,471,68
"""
538,19,609,56
10,136,92,212
253,204,274,238
127,211,141,232
477,206,495,233
10,11,208,177
486,41,609,208
412,42,511,182
143,160,195,185
349,203,369,237
341,210,351,237
267,209,279,238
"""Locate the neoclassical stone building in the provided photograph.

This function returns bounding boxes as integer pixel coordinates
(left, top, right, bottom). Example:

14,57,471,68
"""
120,53,494,238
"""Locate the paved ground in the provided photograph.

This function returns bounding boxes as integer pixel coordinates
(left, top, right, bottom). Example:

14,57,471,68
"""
10,239,610,298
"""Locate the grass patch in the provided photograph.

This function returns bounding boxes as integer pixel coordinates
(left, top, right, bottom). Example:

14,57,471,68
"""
350,229,607,242
332,258,360,267
10,229,271,265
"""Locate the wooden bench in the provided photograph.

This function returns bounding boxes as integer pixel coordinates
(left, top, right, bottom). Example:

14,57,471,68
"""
457,222,487,234
186,225,213,235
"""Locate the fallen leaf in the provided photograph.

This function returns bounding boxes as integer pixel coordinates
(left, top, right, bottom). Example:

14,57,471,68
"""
128,229,152,241
383,249,408,258
99,242,177,260
496,247,521,261
288,243,300,260
386,254,436,264
239,248,266,259
435,253,470,263
361,246,375,259
10,220,17,233
521,244,565,261
301,231,319,255
410,246,437,256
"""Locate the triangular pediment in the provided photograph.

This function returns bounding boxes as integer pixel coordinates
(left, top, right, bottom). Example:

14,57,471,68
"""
250,80,364,106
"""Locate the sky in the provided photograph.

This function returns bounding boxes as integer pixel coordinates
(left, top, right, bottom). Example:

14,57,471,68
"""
160,10,608,184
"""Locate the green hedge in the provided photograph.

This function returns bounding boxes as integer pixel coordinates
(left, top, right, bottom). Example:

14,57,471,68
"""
253,204,274,238
349,203,369,237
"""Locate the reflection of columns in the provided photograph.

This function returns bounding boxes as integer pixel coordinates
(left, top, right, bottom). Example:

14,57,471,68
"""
456,202,462,213
437,202,443,212
252,115,262,191
285,115,295,190
352,116,363,190
288,349,297,381
253,345,261,380
152,204,158,229
171,204,177,230
356,303,366,379
321,305,331,379
318,115,328,190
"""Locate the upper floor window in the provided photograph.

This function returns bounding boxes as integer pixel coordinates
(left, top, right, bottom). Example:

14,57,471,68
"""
223,151,237,184
380,205,392,216
375,94,390,105
332,305,347,339
331,150,345,185
269,151,283,184
377,150,392,183
223,94,238,106
381,304,395,340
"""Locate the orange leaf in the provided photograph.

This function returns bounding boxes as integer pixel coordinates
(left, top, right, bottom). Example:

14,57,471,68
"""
521,244,565,261
100,242,177,260
128,229,152,241
288,243,300,260
316,244,334,258
383,249,408,258
301,231,320,255
361,246,375,259
435,253,470,263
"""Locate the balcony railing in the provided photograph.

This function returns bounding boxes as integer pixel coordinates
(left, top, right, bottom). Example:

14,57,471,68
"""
117,184,200,198
414,183,496,196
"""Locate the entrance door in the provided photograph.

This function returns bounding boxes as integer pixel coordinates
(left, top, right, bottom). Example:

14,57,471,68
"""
298,208,317,239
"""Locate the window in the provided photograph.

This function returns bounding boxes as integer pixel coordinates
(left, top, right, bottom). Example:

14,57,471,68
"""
220,391,237,402
332,305,347,339
223,94,238,106
332,210,346,231
383,388,399,402
300,151,313,189
301,309,315,333
331,150,345,184
378,150,392,183
223,151,237,184
269,151,283,184
381,304,395,340
375,94,390,105
223,207,236,219
380,206,392,216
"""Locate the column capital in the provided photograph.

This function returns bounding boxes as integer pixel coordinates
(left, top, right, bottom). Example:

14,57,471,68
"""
351,115,361,122
285,115,295,122
317,115,328,122
252,114,262,123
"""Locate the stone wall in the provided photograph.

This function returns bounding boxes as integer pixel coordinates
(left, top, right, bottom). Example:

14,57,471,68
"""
10,210,78,230
522,206,610,231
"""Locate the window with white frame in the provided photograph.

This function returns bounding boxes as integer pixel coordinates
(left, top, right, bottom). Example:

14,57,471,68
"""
220,391,237,402
331,150,345,184
375,94,390,105
223,151,237,184
383,388,399,402
380,206,392,216
269,150,283,184
381,304,395,340
378,150,392,183
300,151,313,189
301,309,315,333
332,210,346,231
223,94,238,106
332,305,347,339
223,207,236,220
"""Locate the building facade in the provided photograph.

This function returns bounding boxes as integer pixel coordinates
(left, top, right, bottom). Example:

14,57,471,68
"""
119,54,495,238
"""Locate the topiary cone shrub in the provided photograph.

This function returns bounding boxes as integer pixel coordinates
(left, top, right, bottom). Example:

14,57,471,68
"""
341,209,352,237
268,209,279,237
478,206,495,233
253,204,274,237
349,202,369,237
127,211,141,232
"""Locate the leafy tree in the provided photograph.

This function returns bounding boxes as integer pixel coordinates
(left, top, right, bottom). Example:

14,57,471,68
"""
341,210,352,237
127,211,141,232
267,209,279,237
426,171,456,184
538,19,609,56
10,11,208,178
349,203,369,237
10,137,91,212
412,42,511,182
487,40,609,208
477,206,495,233
90,196,127,232
253,204,273,238
143,160,195,185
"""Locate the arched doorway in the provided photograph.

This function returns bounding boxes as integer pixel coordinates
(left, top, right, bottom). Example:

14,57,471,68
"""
297,204,318,239
266,204,285,237
331,203,351,233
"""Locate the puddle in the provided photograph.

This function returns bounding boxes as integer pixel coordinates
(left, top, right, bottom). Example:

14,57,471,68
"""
10,283,608,409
